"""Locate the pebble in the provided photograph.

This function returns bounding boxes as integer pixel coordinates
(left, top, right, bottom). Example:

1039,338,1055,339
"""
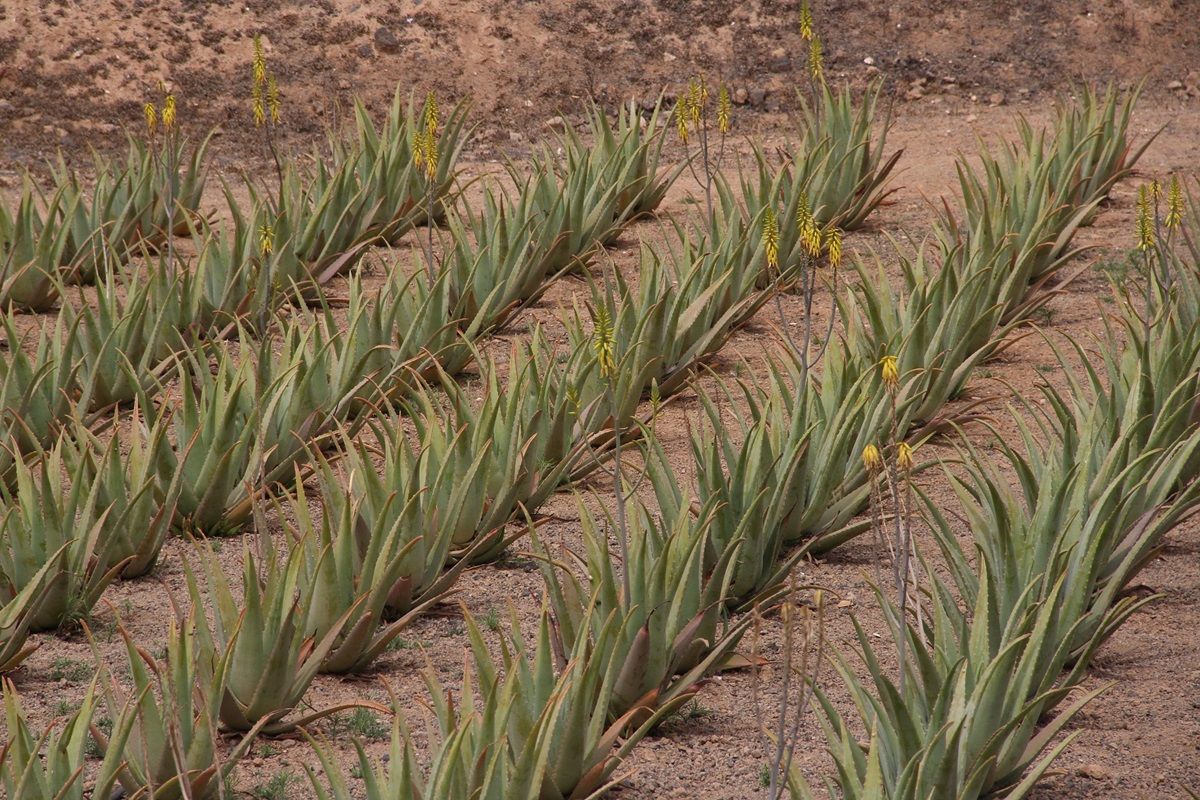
1077,763,1112,780
733,87,749,105
374,26,400,53
543,115,567,132
748,87,766,108
1167,79,1184,90
989,92,1006,106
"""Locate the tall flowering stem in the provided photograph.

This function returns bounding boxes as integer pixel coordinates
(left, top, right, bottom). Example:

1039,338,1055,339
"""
251,34,285,196
420,90,440,288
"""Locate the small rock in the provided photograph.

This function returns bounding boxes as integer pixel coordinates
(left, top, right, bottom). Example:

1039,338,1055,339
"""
96,122,119,134
942,75,957,84
905,87,924,101
863,56,876,66
258,34,273,53
663,52,677,62
337,78,351,91
508,131,523,143
733,87,749,105
640,95,658,112
965,113,978,122
356,42,373,58
543,115,567,132
374,26,400,53
1167,79,1185,90
988,91,1006,106
1077,764,1112,781
748,87,766,108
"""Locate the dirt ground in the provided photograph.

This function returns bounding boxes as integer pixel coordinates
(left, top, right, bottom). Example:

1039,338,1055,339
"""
3,1,1200,798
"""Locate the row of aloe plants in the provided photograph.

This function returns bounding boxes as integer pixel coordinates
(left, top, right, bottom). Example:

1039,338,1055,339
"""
797,173,1200,799
0,69,910,799
653,83,1152,621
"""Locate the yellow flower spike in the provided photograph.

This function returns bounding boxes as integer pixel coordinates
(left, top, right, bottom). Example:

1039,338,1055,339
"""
762,207,780,271
825,226,843,268
802,226,822,259
143,102,158,136
422,90,439,137
413,129,426,169
1166,175,1184,230
862,443,883,474
796,191,822,257
252,35,267,86
1150,178,1163,203
675,98,691,143
897,442,914,472
799,0,814,40
688,79,703,125
258,223,274,257
162,95,176,133
423,135,439,180
252,81,265,128
267,73,281,125
808,36,825,84
1136,184,1155,251
591,305,616,379
717,85,731,134
879,354,900,393
650,378,662,413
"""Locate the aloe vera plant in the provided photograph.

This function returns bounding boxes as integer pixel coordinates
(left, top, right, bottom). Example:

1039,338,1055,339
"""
0,557,62,672
566,223,769,432
64,404,181,578
0,679,107,800
325,91,471,240
943,122,1098,294
0,182,76,311
90,613,265,800
148,215,281,341
536,490,749,723
0,439,130,630
843,242,1023,423
444,185,567,333
159,345,262,537
1039,83,1153,210
55,132,210,281
331,262,477,409
508,151,628,276
63,264,174,411
306,607,681,800
251,314,367,481
731,80,899,255
286,417,487,672
806,569,1107,800
0,315,80,479
187,535,377,734
562,96,683,219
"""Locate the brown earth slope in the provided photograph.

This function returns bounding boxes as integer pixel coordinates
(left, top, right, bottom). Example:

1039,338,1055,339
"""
2,0,1199,162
